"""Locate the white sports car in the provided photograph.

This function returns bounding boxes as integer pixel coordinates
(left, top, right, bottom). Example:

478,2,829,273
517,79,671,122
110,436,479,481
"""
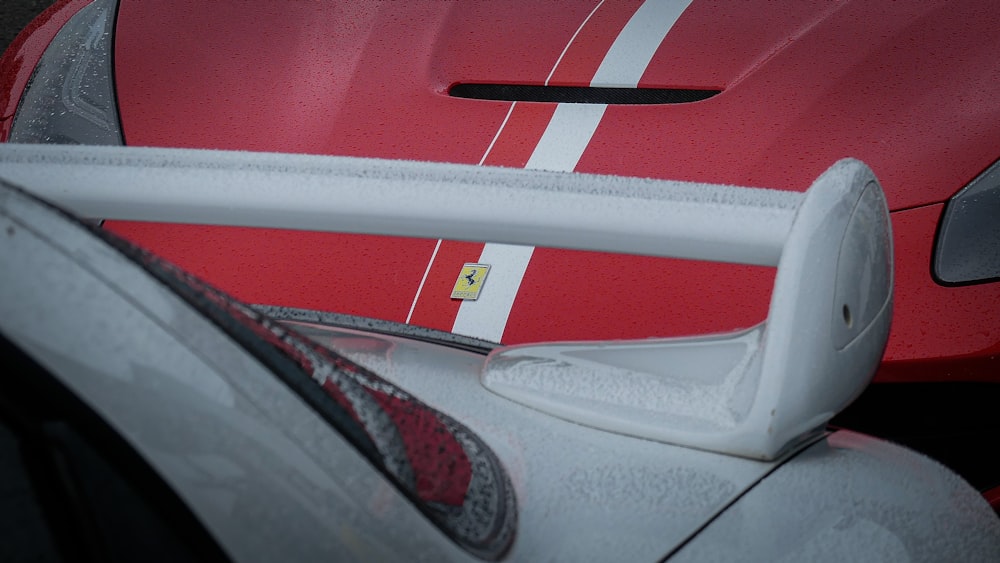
1,145,999,561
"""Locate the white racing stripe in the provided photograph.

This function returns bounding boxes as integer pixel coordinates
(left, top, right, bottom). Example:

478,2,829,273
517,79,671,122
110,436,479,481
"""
525,104,608,172
592,0,693,87
452,0,694,342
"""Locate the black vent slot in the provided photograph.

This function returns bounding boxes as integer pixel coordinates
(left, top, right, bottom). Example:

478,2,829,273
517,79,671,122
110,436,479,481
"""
449,84,720,104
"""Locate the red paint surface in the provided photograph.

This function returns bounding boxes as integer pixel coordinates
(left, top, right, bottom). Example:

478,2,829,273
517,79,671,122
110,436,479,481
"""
103,222,436,321
506,251,774,343
479,103,556,168
575,2,1000,210
0,0,92,120
101,0,1000,382
546,0,644,87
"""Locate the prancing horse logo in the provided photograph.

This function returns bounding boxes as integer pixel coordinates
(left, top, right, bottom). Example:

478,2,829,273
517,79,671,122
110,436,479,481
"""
451,263,491,300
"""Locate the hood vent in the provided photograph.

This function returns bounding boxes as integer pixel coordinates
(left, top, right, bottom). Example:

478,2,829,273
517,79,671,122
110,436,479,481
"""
449,83,719,104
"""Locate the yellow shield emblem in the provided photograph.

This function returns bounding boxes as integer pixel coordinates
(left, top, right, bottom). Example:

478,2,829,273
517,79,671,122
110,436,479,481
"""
451,263,491,300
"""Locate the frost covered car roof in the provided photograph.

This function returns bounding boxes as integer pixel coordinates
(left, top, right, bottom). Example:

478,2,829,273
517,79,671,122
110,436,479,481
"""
2,154,1000,561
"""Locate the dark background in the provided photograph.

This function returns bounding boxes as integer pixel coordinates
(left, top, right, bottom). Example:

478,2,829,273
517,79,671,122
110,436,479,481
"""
1,0,57,55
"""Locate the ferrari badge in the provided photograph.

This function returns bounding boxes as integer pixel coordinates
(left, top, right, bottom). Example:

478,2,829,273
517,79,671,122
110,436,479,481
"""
451,263,491,300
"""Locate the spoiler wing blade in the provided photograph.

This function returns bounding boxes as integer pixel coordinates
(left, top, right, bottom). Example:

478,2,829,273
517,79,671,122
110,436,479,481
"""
0,144,892,459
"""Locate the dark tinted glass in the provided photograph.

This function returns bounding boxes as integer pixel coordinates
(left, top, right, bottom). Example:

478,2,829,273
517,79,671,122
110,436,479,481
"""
0,421,62,563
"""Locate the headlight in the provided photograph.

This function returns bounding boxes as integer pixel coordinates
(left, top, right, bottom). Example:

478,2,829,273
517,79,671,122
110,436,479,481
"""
934,159,1000,285
9,0,122,145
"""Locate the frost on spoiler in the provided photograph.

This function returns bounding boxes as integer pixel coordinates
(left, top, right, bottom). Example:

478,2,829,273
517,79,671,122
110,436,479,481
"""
0,144,893,460
483,161,892,460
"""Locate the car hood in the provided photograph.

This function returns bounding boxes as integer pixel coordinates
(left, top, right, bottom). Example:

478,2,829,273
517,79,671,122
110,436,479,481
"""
102,0,1000,376
286,319,783,561
113,0,1000,209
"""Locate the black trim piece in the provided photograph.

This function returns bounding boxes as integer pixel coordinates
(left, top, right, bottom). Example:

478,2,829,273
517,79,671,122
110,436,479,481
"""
254,305,498,355
831,382,1000,493
449,83,720,104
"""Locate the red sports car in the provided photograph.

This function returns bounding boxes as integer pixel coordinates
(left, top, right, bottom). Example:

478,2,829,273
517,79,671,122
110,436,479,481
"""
3,0,999,509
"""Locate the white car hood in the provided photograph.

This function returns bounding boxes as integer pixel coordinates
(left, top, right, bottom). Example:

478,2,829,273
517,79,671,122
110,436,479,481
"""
289,321,786,561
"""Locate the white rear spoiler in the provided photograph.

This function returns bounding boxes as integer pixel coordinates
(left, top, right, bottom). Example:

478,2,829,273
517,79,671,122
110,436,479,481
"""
0,143,892,460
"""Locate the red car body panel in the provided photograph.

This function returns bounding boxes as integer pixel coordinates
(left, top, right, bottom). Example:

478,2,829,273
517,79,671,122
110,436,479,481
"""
4,1,999,382
109,1,1000,205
